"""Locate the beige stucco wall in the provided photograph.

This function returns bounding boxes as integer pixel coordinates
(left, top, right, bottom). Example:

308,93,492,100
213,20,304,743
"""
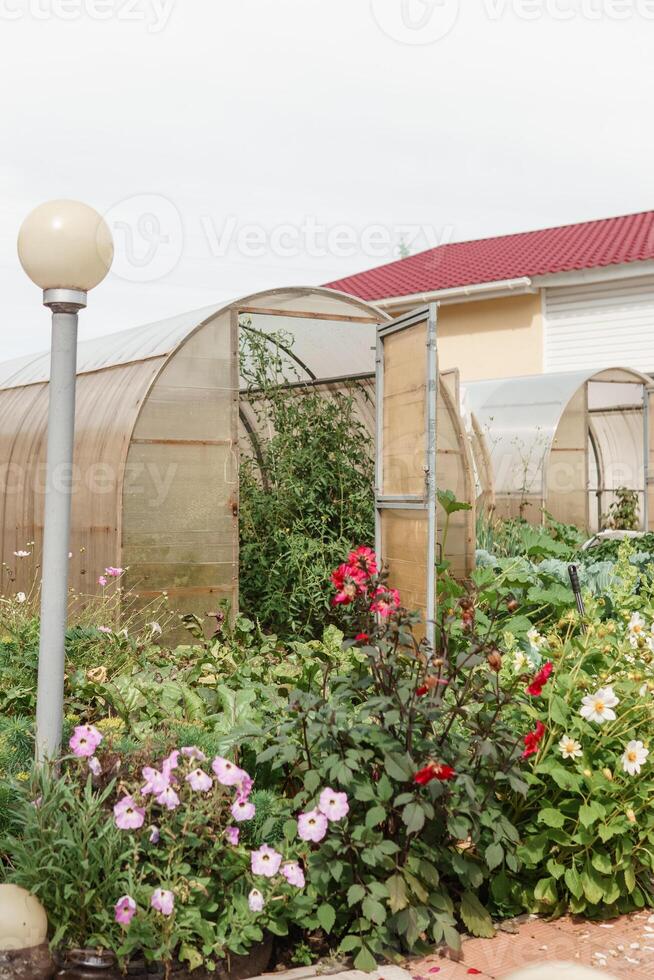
385,292,543,381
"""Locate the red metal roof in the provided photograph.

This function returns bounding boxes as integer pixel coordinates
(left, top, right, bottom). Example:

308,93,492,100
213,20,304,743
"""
326,211,654,301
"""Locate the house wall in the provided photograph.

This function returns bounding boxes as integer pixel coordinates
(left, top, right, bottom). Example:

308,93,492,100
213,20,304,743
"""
383,293,543,382
543,274,654,372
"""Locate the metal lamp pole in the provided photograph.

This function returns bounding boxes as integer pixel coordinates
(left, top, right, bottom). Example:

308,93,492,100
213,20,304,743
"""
34,288,86,763
18,200,114,763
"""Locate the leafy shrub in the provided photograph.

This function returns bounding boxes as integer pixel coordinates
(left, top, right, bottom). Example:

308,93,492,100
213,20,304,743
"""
509,598,654,916
2,768,133,950
259,549,535,968
239,327,374,639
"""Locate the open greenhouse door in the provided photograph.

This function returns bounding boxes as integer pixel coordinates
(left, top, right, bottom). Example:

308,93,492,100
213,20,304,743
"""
375,305,439,650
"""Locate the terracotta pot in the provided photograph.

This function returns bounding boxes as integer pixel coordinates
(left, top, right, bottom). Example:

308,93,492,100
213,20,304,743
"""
56,949,121,979
0,943,54,979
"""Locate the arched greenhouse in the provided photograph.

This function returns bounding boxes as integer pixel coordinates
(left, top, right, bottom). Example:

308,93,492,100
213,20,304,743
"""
464,367,654,532
0,288,476,625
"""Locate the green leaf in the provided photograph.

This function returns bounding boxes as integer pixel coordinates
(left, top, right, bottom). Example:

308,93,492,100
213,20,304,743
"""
362,896,386,925
402,801,425,835
591,851,612,876
354,947,378,973
579,802,606,828
534,876,558,906
347,884,365,905
365,805,386,829
384,752,413,781
387,874,408,914
538,807,566,829
459,891,494,939
581,870,604,905
485,842,504,871
304,770,321,793
564,867,583,899
317,903,336,933
547,859,565,880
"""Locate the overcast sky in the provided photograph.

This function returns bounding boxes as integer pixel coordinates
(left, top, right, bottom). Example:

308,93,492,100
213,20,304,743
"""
0,0,652,358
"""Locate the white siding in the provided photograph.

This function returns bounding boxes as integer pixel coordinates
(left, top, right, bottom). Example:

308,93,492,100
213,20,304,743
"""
544,275,654,373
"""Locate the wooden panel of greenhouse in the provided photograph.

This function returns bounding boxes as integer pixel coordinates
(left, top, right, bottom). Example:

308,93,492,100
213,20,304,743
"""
0,287,388,622
375,305,476,647
465,367,654,533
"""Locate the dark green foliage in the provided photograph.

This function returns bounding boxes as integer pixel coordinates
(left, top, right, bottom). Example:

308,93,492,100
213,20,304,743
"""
239,327,374,639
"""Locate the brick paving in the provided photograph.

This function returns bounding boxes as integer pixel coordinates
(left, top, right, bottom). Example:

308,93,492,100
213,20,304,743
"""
406,910,654,978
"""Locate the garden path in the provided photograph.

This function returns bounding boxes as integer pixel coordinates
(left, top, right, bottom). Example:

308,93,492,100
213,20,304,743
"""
260,911,654,980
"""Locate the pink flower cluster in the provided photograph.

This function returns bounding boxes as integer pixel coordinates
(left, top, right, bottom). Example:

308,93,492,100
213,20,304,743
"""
298,787,349,843
112,749,256,833
114,888,175,926
98,566,124,587
330,547,400,618
69,725,104,777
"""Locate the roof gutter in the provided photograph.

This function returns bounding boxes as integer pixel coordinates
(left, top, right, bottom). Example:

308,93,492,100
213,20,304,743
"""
372,276,535,310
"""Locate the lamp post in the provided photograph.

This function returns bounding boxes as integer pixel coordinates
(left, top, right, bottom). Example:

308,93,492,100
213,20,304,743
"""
17,200,114,763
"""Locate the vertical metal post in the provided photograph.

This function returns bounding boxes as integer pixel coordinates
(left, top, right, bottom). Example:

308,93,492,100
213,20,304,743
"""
425,303,439,655
643,385,650,531
35,288,86,764
374,333,384,562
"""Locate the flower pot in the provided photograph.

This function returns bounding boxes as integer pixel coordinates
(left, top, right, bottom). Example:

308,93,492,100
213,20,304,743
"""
0,943,54,979
56,949,121,979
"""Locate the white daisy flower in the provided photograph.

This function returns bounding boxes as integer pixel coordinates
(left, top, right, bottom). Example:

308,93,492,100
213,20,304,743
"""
580,686,619,724
15,592,26,604
559,735,582,760
13,550,30,558
513,650,529,672
628,612,647,648
622,740,648,776
527,628,546,654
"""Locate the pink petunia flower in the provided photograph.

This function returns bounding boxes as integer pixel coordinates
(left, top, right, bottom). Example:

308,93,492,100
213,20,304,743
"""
298,809,329,843
114,895,136,925
141,766,169,796
231,799,256,822
251,844,282,877
156,786,180,810
88,756,102,777
225,826,240,845
186,768,213,792
212,756,245,786
114,796,145,831
318,787,349,822
248,888,264,912
235,771,254,801
151,888,175,916
161,750,180,776
149,826,160,844
281,861,305,888
69,724,103,758
181,745,206,762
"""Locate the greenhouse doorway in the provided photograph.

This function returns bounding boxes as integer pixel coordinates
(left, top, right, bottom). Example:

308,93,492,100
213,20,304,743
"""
587,377,649,533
